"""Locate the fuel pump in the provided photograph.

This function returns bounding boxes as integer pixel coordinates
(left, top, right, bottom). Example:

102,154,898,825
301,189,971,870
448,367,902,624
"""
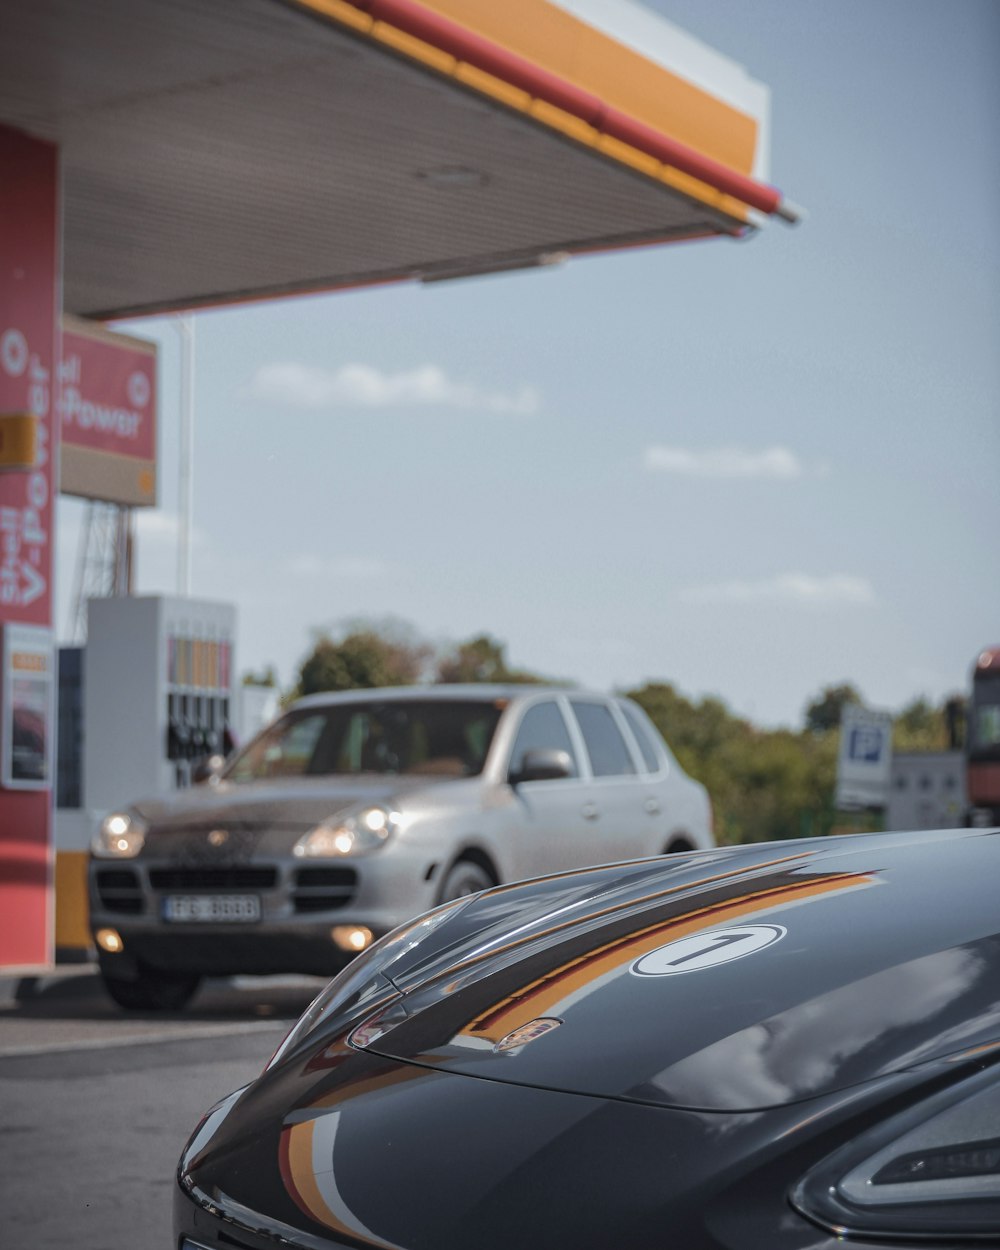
84,595,237,810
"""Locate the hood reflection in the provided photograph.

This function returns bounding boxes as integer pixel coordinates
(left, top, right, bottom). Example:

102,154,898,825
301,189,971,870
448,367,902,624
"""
651,946,987,1108
350,846,1000,1109
280,1064,426,1245
451,870,877,1050
281,1109,403,1249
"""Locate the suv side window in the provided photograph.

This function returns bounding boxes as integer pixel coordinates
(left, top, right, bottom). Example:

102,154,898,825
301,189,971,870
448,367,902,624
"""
618,700,663,774
508,701,579,780
569,699,636,778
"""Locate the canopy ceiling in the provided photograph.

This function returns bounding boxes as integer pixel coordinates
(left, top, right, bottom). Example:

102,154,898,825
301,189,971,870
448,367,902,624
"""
0,0,794,318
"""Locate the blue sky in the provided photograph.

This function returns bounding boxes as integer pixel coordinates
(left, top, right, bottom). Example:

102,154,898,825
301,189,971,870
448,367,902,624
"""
55,0,1000,728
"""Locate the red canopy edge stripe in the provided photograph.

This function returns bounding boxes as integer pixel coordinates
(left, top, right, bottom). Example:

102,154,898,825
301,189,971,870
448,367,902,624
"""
339,0,791,219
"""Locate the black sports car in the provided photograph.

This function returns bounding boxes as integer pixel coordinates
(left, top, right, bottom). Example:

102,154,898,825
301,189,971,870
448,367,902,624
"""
176,827,1000,1249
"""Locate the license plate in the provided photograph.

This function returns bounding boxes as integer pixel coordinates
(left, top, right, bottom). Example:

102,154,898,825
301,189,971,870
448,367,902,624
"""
163,894,261,923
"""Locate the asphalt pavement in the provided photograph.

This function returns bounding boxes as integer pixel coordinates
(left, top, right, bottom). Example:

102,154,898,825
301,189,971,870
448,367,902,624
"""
0,966,325,1249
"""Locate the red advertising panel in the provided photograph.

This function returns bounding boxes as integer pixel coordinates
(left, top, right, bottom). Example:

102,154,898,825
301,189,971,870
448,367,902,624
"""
0,129,59,626
60,314,157,506
0,123,58,968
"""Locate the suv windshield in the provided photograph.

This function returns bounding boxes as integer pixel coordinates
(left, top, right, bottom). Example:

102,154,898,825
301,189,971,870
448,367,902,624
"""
226,699,504,782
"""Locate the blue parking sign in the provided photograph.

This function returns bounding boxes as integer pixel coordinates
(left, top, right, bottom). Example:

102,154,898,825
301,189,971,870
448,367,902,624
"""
836,705,894,809
849,725,884,763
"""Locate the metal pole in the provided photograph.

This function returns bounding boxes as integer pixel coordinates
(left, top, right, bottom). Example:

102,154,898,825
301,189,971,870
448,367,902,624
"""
176,314,194,597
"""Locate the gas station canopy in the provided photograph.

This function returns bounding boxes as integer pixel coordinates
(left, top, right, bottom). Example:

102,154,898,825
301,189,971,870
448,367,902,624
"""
0,0,798,320
0,0,801,970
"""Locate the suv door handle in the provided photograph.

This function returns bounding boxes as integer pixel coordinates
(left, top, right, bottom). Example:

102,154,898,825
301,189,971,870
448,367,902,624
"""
644,798,661,815
581,801,600,821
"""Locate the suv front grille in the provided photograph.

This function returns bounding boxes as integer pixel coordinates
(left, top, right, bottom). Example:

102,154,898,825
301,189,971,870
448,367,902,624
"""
148,867,278,891
293,866,357,913
95,866,145,914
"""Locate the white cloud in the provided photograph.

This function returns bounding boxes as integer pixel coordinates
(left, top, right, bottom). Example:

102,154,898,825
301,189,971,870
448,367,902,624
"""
136,511,177,540
643,444,804,479
135,510,206,547
247,361,539,415
288,554,387,580
680,573,876,607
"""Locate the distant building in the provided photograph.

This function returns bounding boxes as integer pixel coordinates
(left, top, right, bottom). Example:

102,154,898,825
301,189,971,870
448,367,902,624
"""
887,751,966,831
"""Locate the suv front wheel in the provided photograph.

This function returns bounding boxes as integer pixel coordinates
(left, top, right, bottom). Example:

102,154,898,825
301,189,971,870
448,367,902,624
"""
437,859,495,903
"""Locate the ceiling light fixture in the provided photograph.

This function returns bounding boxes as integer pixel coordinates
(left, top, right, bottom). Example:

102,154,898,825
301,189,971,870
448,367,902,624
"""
420,251,569,284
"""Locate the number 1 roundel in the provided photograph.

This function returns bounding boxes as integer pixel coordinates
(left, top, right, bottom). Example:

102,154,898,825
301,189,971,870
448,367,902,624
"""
630,925,787,976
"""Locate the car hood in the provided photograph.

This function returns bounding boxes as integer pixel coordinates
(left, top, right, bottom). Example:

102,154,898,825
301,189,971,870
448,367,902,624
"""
350,828,1000,1111
131,775,452,829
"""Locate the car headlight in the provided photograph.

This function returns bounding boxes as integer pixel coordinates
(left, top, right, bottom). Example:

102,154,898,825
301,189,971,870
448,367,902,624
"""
293,804,399,858
793,1064,1000,1240
91,810,147,858
264,896,472,1072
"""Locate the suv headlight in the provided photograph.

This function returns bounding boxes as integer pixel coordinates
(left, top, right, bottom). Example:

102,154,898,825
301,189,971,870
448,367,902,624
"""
293,804,400,858
793,1063,1000,1240
92,810,147,858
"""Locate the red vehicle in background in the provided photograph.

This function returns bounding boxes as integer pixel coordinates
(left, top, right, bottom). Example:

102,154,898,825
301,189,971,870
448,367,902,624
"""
968,647,1000,826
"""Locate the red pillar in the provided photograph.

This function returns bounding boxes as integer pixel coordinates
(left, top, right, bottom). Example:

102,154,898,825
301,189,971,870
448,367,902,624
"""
0,124,60,967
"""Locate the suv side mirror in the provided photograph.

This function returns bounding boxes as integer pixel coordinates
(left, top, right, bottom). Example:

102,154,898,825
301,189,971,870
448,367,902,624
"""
510,748,573,786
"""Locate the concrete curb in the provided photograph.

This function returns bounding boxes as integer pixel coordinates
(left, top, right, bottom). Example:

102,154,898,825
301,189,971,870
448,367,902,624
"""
0,961,97,1004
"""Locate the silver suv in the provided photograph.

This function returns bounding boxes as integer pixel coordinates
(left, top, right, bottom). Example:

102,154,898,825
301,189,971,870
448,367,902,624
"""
88,685,713,1008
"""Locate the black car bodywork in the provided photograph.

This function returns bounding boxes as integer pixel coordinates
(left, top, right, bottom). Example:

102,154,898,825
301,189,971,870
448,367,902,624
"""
177,828,1000,1249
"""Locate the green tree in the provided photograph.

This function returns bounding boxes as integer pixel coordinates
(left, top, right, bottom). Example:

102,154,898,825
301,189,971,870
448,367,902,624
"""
292,624,430,697
626,681,837,846
893,694,966,751
804,683,863,734
436,634,545,685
